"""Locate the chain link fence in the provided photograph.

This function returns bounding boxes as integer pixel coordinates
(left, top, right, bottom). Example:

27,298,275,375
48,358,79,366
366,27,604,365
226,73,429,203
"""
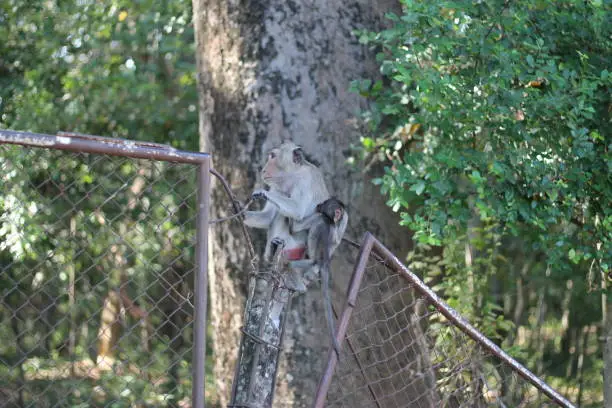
0,131,210,408
314,234,576,408
2,130,583,408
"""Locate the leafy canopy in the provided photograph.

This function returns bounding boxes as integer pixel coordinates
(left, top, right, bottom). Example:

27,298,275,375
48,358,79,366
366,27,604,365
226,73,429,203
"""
0,0,197,149
354,0,611,278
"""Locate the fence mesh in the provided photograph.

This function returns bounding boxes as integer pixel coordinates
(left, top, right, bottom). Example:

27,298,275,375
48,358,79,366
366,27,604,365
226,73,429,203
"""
324,252,568,408
1,144,199,407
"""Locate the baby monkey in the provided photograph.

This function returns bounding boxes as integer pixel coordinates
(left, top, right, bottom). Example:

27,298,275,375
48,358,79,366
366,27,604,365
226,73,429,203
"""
290,197,348,357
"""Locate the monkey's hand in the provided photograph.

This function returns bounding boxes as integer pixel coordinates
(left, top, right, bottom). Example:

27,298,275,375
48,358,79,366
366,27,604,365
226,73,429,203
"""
270,237,285,250
251,189,268,202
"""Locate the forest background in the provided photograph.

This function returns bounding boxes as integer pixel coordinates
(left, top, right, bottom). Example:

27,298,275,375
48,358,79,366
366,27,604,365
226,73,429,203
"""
0,0,609,407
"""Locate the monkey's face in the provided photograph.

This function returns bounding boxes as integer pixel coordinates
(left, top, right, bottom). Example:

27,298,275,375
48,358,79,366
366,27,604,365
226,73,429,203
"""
262,148,290,190
333,208,344,224
317,198,345,225
261,142,304,189
262,148,280,184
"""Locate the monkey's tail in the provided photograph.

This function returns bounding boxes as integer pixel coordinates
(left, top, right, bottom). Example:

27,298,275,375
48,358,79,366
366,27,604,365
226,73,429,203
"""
322,229,342,359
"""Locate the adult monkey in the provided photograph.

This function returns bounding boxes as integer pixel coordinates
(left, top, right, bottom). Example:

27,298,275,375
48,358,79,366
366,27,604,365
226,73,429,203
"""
244,141,330,290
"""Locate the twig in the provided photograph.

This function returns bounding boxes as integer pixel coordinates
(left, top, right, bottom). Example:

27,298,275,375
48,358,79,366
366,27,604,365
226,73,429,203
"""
209,168,257,260
209,198,253,224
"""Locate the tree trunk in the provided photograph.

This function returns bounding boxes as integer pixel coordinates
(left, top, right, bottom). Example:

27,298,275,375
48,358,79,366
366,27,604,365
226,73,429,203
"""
97,290,122,369
192,0,410,405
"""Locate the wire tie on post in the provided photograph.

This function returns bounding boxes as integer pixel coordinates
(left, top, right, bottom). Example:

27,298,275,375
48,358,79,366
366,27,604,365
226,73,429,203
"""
240,327,280,350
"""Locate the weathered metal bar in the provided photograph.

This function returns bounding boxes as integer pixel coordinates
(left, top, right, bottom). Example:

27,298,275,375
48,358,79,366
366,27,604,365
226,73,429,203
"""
57,130,172,149
193,157,212,408
312,232,375,408
0,129,209,164
370,238,576,408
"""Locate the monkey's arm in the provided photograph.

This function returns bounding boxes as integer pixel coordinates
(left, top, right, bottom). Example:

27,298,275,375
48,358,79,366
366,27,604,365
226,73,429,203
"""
329,213,349,254
253,188,314,220
291,213,322,233
244,202,277,229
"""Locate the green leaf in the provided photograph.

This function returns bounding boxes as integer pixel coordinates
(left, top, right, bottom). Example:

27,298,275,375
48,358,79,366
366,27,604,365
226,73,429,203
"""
362,137,375,150
410,181,426,195
360,79,372,92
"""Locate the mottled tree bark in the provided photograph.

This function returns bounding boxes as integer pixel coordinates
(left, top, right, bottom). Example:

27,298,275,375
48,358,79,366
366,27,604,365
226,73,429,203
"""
191,1,412,406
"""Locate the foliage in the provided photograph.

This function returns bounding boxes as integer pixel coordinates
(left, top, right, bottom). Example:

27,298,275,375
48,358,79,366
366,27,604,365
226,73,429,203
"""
0,0,198,149
353,0,609,405
0,1,201,405
0,146,198,406
354,0,610,270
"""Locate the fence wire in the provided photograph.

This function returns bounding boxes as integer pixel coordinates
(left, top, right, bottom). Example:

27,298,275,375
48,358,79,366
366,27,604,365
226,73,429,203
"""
316,235,575,408
1,143,200,407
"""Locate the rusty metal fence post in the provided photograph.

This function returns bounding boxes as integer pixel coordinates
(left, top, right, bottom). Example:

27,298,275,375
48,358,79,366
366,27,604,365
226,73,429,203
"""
313,234,375,408
193,158,211,408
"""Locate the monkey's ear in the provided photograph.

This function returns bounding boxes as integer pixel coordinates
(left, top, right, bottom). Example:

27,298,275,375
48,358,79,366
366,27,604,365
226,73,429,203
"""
292,147,305,165
303,151,321,167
